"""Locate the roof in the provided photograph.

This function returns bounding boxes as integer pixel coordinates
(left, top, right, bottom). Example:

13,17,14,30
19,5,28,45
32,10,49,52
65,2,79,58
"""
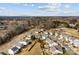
8,49,14,55
42,34,48,39
25,37,31,40
11,46,20,51
46,38,51,43
35,34,41,39
19,41,27,45
73,39,79,47
54,50,63,54
44,31,49,35
54,33,58,37
16,43,23,48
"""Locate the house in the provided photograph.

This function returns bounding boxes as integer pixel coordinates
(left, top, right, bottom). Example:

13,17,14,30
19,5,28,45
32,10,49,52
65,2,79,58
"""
49,35,55,40
63,34,70,42
25,37,31,40
68,37,74,45
8,46,20,55
40,28,44,32
49,46,56,54
53,50,63,55
46,39,58,48
20,41,27,45
35,31,39,34
58,34,63,40
49,46,63,55
34,30,41,38
64,36,69,42
27,34,31,38
41,34,48,40
16,41,27,49
69,24,76,28
55,33,58,37
45,38,51,43
49,42,57,47
35,29,41,33
54,45,63,55
73,39,79,47
44,31,49,35
24,39,32,44
34,34,41,39
51,42,58,46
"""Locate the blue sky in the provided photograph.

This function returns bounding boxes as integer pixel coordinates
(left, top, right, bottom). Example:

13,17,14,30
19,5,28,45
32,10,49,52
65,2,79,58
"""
0,3,79,16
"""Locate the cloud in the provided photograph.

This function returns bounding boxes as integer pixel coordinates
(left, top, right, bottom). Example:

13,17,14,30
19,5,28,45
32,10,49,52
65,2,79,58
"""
63,10,79,14
0,7,6,13
0,8,29,16
0,7,6,10
38,3,61,12
64,4,70,8
23,3,34,7
37,3,75,15
0,10,2,13
31,4,34,7
23,3,28,6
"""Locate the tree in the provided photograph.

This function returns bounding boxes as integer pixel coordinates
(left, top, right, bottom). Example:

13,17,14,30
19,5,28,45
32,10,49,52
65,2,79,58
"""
31,35,36,40
62,47,68,55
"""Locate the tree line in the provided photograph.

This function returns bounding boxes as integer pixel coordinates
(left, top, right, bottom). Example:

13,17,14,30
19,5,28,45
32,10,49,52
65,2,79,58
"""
0,24,30,45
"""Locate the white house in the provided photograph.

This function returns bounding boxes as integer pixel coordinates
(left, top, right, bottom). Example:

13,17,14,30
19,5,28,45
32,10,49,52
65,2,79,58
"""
73,39,79,47
58,34,63,40
24,39,32,44
25,37,31,40
69,37,74,45
53,50,63,55
40,28,44,32
41,34,48,40
19,41,27,45
49,42,58,47
45,38,51,43
16,41,27,49
44,31,49,35
27,34,31,38
49,46,63,55
64,35,70,42
55,33,58,37
35,31,39,34
35,34,41,39
69,24,76,28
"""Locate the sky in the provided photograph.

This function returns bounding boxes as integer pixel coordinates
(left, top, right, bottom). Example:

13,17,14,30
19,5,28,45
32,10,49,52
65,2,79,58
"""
0,3,79,16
